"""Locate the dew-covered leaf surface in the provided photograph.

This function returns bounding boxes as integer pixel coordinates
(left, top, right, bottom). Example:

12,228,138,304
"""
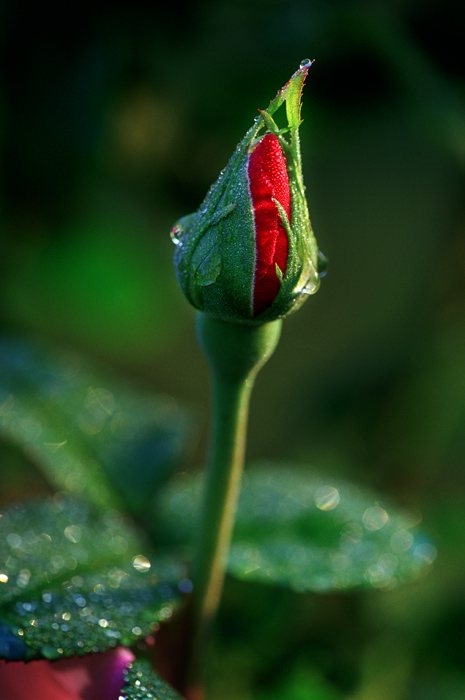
156,464,436,593
121,659,184,700
0,497,145,606
0,338,191,514
0,497,185,660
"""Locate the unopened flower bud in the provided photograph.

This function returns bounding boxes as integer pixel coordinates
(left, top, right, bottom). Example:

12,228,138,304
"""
172,60,323,324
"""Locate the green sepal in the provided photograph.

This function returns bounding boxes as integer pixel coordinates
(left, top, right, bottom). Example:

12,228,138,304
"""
173,121,260,322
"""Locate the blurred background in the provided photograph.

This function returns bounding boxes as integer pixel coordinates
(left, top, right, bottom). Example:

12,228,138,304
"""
1,0,465,698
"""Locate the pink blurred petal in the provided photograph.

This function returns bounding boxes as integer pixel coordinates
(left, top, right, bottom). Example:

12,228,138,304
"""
0,647,135,700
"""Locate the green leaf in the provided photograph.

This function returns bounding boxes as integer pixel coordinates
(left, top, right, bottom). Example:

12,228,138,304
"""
0,497,185,660
0,339,191,515
1,561,181,660
121,659,184,700
0,496,143,606
155,463,436,593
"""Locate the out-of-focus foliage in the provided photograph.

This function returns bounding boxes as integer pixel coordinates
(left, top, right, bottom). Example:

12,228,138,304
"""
155,464,435,592
0,339,191,515
1,0,465,698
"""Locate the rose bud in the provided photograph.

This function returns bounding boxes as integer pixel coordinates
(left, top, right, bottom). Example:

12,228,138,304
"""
0,646,134,700
172,60,322,324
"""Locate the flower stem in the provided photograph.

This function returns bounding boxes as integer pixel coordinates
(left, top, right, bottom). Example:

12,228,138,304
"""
184,312,282,699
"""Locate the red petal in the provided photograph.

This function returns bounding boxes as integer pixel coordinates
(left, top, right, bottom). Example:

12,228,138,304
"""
247,133,290,315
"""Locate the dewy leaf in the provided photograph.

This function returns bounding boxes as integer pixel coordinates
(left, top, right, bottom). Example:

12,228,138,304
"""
1,562,181,660
0,497,185,660
121,659,184,700
0,496,142,606
0,338,191,515
155,464,436,594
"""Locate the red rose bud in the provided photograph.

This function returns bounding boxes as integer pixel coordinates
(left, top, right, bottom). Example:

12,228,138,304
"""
172,60,322,324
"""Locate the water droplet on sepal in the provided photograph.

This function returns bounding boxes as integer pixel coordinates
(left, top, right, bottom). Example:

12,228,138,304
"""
317,250,328,277
302,279,320,296
170,225,184,246
295,258,320,297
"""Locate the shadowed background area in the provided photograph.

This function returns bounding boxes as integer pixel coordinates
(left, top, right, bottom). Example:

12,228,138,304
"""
1,0,465,698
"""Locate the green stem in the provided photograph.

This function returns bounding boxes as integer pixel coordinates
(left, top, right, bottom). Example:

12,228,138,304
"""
184,312,282,698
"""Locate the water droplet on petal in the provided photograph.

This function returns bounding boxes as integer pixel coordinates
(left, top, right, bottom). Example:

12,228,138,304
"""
300,58,314,68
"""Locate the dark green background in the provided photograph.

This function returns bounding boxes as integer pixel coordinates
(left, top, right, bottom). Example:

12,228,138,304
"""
1,0,465,698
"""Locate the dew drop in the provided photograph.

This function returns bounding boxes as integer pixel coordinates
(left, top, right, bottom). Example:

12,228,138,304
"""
64,525,82,544
341,522,363,543
17,569,31,588
41,644,59,659
365,560,395,589
170,225,184,246
302,279,319,295
390,529,414,552
315,486,340,511
71,576,84,588
132,555,151,572
363,505,389,531
178,578,193,594
6,533,22,549
317,250,328,277
300,59,314,68
297,261,320,297
413,542,437,566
